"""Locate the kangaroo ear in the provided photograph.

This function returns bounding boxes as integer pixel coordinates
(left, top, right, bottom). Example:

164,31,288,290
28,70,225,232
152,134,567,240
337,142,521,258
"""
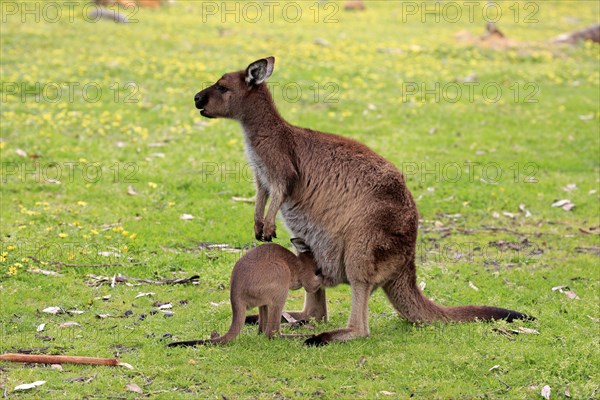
290,238,310,253
245,56,275,86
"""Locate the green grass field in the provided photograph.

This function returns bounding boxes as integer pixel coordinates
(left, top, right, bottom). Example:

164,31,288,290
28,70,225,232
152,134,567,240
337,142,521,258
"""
1,1,599,398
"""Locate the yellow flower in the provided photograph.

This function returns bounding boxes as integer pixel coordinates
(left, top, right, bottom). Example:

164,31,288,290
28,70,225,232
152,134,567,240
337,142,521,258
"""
7,266,17,276
129,233,137,240
148,182,158,188
91,229,99,235
0,256,5,262
105,235,112,240
58,233,68,238
0,142,5,149
6,246,16,251
46,227,53,232
77,201,88,207
122,231,129,236
21,258,29,263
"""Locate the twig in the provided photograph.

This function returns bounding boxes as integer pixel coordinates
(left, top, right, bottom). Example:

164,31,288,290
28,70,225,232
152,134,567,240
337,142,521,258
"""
481,225,524,236
27,256,147,268
87,274,200,287
0,354,133,369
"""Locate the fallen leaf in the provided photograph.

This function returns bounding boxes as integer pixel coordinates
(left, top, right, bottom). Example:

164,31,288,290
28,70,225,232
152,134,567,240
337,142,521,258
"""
14,381,46,391
541,385,551,400
469,281,479,291
127,185,138,196
489,365,500,371
502,212,515,219
231,196,256,203
180,213,194,220
518,204,532,217
313,37,330,46
564,290,580,300
565,385,571,398
96,314,111,319
418,281,426,291
158,303,172,310
42,306,63,315
51,364,63,371
66,310,84,315
28,268,62,277
579,226,599,235
578,114,593,121
45,178,61,184
125,383,143,394
36,323,45,332
518,327,540,335
98,251,120,258
15,149,27,157
59,322,81,328
551,199,575,211
563,183,577,192
358,357,367,367
492,211,500,218
379,391,395,396
135,292,155,299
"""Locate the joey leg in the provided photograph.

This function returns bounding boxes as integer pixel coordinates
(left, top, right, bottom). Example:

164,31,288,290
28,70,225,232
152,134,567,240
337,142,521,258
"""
265,302,285,339
258,306,268,335
305,282,371,346
244,288,327,325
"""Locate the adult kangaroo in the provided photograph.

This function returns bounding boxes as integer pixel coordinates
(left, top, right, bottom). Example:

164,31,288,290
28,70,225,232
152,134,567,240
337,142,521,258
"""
193,57,533,345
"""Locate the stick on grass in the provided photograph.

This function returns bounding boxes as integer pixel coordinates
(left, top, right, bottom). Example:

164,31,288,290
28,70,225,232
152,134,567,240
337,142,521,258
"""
0,354,133,369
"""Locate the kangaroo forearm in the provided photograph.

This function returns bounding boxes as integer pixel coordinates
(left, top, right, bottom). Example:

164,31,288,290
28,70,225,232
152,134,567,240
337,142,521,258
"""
254,185,268,221
264,188,285,225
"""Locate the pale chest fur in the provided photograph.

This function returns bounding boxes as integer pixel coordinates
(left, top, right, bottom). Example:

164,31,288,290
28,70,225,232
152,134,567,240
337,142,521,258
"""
243,134,269,189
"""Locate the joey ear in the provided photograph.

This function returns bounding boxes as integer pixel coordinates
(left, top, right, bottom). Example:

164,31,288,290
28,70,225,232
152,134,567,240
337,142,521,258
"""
290,238,310,253
245,56,275,86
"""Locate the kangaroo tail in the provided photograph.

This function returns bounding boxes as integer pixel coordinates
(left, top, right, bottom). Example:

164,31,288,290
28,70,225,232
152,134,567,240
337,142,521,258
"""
167,299,247,347
382,265,534,323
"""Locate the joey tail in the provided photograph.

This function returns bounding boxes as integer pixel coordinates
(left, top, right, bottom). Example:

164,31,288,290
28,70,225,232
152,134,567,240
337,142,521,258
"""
168,298,247,347
382,264,535,323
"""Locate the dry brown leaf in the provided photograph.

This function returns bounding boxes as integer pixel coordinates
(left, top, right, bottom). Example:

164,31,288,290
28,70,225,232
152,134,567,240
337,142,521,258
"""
127,185,138,196
541,385,551,400
231,196,256,203
125,383,143,394
42,306,63,315
59,322,81,328
14,381,45,391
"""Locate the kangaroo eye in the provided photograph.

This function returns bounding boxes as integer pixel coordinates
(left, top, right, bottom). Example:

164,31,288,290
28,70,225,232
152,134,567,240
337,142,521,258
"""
216,84,228,94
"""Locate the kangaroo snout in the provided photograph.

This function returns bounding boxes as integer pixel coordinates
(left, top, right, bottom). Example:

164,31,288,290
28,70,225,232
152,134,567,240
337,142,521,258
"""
194,91,207,109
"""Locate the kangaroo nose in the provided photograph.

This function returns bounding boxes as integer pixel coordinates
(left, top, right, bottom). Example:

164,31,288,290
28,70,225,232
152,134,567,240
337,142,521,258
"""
194,92,207,109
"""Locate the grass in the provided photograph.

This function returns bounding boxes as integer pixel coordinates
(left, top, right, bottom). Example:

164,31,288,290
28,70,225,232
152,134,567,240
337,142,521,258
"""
1,0,599,398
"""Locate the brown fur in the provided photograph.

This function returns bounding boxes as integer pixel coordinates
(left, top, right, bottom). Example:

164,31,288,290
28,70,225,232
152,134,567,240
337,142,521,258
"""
192,57,533,345
168,240,321,347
